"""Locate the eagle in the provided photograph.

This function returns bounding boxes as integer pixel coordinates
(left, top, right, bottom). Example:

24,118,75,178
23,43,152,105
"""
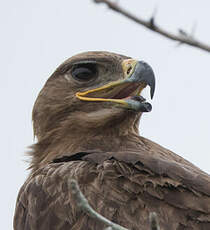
14,51,210,230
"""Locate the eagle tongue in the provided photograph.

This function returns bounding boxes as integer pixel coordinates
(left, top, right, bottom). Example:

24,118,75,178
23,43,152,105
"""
131,95,146,102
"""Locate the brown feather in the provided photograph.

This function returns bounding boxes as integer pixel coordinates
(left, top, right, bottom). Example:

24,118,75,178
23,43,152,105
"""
14,151,210,229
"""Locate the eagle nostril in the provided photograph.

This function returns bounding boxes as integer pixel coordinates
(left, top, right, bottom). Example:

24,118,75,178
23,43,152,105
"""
127,65,132,75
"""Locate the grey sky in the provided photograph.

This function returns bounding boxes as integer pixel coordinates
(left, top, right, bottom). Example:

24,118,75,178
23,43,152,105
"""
1,0,210,229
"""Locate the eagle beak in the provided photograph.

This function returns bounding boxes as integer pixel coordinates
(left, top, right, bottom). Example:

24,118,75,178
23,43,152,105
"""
76,59,156,112
126,61,155,99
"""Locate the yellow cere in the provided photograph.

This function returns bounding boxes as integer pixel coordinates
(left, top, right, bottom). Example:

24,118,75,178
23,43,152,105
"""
122,59,138,78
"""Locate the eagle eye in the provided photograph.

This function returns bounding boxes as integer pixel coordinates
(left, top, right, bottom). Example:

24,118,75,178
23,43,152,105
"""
71,63,98,81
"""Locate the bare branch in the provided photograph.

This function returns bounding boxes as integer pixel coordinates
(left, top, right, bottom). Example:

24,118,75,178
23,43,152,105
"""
69,179,161,230
68,179,129,230
149,212,160,230
93,0,210,53
105,227,113,230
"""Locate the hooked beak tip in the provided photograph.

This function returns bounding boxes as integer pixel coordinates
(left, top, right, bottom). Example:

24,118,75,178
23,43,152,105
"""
129,61,156,100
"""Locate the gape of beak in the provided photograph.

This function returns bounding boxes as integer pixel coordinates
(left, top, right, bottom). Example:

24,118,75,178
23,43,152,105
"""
76,60,156,112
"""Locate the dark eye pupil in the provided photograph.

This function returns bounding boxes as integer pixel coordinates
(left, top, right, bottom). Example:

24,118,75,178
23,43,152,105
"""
71,63,97,81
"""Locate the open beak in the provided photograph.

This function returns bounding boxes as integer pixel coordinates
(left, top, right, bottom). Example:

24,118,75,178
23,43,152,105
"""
76,59,155,112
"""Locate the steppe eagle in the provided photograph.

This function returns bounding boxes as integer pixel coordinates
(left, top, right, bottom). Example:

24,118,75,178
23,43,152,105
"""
14,51,210,230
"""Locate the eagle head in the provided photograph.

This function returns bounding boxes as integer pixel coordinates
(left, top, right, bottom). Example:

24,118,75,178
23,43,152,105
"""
31,51,155,168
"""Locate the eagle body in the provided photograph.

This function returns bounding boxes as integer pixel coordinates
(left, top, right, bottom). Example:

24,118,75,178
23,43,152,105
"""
14,52,210,229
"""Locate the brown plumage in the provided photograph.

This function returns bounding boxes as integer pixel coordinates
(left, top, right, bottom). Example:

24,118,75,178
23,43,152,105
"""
14,51,210,230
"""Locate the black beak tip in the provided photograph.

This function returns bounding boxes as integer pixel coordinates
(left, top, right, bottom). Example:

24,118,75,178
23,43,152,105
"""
150,75,155,99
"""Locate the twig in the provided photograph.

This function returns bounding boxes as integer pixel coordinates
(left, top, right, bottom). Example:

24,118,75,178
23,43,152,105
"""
69,179,129,230
149,212,160,230
69,179,161,230
93,0,210,53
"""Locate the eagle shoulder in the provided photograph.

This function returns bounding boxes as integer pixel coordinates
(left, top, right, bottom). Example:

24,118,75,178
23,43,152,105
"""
14,151,210,230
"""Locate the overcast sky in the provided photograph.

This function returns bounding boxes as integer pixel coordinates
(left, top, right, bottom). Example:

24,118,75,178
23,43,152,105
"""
1,0,210,229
